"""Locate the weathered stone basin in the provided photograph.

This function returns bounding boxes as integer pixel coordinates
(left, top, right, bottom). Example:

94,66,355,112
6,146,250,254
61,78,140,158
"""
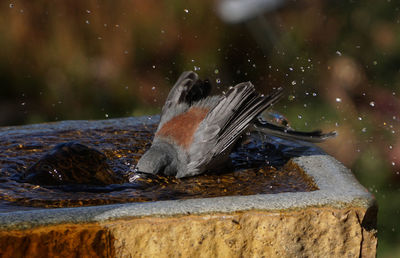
0,117,377,257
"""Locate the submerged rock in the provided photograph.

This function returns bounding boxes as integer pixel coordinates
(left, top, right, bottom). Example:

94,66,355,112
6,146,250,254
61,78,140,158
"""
20,142,123,185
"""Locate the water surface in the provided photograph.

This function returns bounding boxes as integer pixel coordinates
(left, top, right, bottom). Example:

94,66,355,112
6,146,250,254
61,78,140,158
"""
0,116,320,211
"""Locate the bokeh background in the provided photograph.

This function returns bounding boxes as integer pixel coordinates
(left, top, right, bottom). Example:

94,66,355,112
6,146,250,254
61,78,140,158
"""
1,0,399,256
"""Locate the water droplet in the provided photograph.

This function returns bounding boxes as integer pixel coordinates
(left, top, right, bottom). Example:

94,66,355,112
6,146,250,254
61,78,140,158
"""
194,66,200,71
105,114,109,118
152,65,156,69
214,69,219,74
288,95,295,101
358,117,362,121
151,86,156,90
21,102,26,106
298,115,302,119
252,64,256,68
312,92,317,97
336,98,342,103
289,67,293,71
85,20,90,24
389,145,393,149
362,127,367,133
336,50,342,56
86,10,91,14
291,80,297,86
9,3,14,8
184,9,189,13
392,162,396,166
369,101,375,107
216,78,221,84
129,174,141,183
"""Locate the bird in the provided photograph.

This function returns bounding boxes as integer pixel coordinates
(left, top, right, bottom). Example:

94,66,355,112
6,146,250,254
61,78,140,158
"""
136,71,336,178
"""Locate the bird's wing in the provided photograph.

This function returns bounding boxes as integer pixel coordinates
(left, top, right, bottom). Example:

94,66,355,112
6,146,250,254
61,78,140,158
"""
182,83,283,177
157,71,211,131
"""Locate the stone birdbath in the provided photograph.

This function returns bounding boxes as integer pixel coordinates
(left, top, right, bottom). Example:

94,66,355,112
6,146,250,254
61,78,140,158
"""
0,116,377,257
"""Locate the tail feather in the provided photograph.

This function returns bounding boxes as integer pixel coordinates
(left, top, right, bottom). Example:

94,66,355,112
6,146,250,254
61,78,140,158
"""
251,118,337,143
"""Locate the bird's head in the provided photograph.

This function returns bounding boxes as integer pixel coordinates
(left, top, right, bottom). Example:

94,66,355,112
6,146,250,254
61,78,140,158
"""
136,142,178,176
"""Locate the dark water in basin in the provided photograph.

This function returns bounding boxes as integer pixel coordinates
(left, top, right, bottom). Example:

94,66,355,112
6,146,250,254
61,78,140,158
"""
0,116,320,211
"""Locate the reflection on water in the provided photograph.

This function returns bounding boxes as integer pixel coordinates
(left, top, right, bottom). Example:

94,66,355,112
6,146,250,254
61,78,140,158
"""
0,116,320,211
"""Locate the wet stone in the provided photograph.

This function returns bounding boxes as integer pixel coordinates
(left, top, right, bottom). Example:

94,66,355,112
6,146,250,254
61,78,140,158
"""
19,142,124,186
0,116,322,210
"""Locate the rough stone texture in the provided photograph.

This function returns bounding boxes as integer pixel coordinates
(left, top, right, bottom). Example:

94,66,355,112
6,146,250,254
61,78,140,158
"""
0,206,377,258
106,208,376,258
0,223,115,258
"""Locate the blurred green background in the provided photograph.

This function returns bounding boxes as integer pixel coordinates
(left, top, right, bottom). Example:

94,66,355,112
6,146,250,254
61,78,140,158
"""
1,0,399,256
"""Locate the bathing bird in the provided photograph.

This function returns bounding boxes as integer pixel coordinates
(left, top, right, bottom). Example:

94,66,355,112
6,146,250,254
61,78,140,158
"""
136,71,335,178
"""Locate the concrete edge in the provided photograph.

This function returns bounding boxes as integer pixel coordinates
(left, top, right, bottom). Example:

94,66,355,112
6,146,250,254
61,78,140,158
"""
0,154,375,230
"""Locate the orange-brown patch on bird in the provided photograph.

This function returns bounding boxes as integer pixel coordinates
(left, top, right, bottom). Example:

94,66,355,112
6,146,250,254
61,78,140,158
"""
156,107,209,149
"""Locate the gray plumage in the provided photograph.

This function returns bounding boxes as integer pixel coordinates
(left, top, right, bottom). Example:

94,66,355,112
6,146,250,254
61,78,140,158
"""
136,71,336,178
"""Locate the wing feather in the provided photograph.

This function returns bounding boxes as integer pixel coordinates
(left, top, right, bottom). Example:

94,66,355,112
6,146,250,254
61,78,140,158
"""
185,83,283,176
157,71,211,131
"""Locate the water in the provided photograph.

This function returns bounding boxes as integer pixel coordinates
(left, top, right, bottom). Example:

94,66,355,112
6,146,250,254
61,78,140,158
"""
0,116,320,211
